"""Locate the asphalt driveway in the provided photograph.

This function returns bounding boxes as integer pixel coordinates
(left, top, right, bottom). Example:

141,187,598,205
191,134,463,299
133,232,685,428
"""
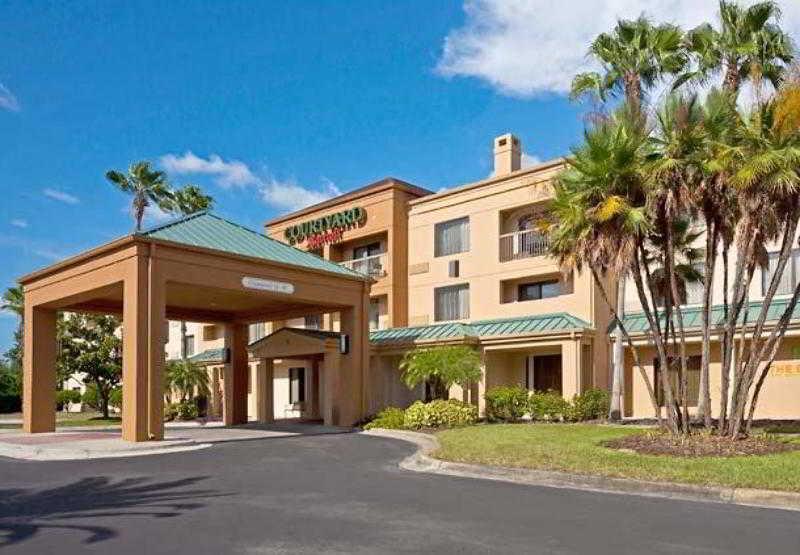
0,431,798,554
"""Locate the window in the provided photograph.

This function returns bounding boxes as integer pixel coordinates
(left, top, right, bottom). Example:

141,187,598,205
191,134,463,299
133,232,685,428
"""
518,280,560,302
182,334,195,358
684,263,705,305
434,284,469,321
524,355,562,394
369,298,381,331
434,217,469,257
654,356,700,407
304,314,321,330
248,322,266,343
762,250,800,296
353,242,381,259
289,367,306,404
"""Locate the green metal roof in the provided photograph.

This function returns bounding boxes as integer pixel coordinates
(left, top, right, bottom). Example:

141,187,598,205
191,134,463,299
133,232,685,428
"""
186,348,226,364
621,297,800,334
369,313,591,346
137,212,364,279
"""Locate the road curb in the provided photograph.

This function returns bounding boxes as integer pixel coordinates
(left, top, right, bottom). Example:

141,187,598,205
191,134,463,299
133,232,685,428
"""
362,429,800,512
0,439,211,461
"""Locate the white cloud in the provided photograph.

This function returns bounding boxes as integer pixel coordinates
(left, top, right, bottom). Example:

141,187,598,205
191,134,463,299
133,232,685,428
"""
10,219,28,229
0,83,20,112
161,151,342,212
437,0,800,98
160,151,257,188
259,176,342,211
43,188,80,204
521,152,541,168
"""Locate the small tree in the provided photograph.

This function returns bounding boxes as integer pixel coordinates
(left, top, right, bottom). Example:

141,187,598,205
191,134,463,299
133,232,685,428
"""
59,314,122,419
165,359,209,404
399,346,481,400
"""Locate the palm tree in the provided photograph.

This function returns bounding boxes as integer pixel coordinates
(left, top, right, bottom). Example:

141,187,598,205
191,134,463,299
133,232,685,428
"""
165,359,209,404
2,286,24,367
106,161,173,232
571,16,687,115
681,1,794,95
170,185,213,216
571,16,686,421
548,108,665,426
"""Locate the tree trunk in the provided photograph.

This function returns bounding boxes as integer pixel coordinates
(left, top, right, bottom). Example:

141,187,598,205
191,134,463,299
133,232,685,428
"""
697,221,717,428
181,321,188,360
718,244,731,433
610,275,626,421
664,205,691,433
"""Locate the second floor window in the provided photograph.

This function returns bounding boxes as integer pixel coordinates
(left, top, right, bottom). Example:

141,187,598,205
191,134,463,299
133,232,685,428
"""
369,299,381,331
518,280,560,301
762,250,800,296
435,284,469,321
248,322,266,343
304,314,321,330
435,217,469,257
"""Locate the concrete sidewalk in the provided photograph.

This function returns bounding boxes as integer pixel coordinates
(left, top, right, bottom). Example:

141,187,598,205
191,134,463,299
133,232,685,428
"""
0,421,352,461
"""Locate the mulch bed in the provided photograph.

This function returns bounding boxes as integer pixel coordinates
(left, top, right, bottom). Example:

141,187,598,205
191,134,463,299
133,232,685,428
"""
604,432,800,457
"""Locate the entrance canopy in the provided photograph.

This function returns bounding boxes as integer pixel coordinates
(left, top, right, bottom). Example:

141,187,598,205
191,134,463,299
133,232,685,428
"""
19,213,372,441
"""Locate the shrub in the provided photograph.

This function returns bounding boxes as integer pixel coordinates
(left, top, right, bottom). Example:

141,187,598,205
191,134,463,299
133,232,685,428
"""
164,403,179,422
404,399,478,429
364,407,406,430
0,394,21,413
485,385,529,422
570,388,610,421
528,391,571,422
56,389,82,410
175,400,199,421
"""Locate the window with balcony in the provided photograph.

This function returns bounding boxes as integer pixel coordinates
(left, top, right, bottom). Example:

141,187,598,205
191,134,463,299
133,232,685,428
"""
341,241,386,277
434,217,469,257
434,283,469,321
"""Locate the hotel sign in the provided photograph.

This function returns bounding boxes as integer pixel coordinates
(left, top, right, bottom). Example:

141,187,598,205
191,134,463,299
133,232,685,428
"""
284,207,367,248
242,277,295,295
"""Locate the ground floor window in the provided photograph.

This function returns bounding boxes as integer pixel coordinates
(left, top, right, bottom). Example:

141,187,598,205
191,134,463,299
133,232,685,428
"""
525,354,562,394
654,356,700,406
289,367,306,404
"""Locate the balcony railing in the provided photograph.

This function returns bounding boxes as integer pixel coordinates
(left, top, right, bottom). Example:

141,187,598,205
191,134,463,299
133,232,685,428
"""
499,229,549,262
340,253,388,278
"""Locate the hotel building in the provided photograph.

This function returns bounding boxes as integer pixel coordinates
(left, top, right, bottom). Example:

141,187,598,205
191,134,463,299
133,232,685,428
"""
166,132,800,422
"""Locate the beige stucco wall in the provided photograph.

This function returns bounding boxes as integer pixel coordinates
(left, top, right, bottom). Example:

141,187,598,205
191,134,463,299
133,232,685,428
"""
626,336,800,419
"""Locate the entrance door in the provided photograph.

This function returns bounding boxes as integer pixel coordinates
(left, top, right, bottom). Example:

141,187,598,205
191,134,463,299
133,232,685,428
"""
525,354,562,394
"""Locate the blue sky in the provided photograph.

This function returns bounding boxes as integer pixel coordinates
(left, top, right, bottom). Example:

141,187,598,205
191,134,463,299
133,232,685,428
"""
1,0,798,352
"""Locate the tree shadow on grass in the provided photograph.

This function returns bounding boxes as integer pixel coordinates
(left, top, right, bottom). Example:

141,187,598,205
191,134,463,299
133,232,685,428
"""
0,475,224,547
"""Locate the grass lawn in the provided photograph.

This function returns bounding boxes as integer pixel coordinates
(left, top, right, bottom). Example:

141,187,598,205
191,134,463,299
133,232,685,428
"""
435,423,800,492
0,412,121,430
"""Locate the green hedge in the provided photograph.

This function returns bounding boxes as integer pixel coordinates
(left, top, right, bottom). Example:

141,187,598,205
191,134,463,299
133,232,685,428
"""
404,399,478,429
483,386,611,423
56,389,81,410
363,407,405,430
0,394,21,413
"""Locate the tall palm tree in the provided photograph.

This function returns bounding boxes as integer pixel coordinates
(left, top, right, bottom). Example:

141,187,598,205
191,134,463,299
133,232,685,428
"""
548,108,665,426
106,161,173,232
681,1,794,95
571,16,687,115
571,16,686,421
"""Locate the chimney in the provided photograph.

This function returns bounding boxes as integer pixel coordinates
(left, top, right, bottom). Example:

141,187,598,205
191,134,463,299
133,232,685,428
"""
493,133,521,176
